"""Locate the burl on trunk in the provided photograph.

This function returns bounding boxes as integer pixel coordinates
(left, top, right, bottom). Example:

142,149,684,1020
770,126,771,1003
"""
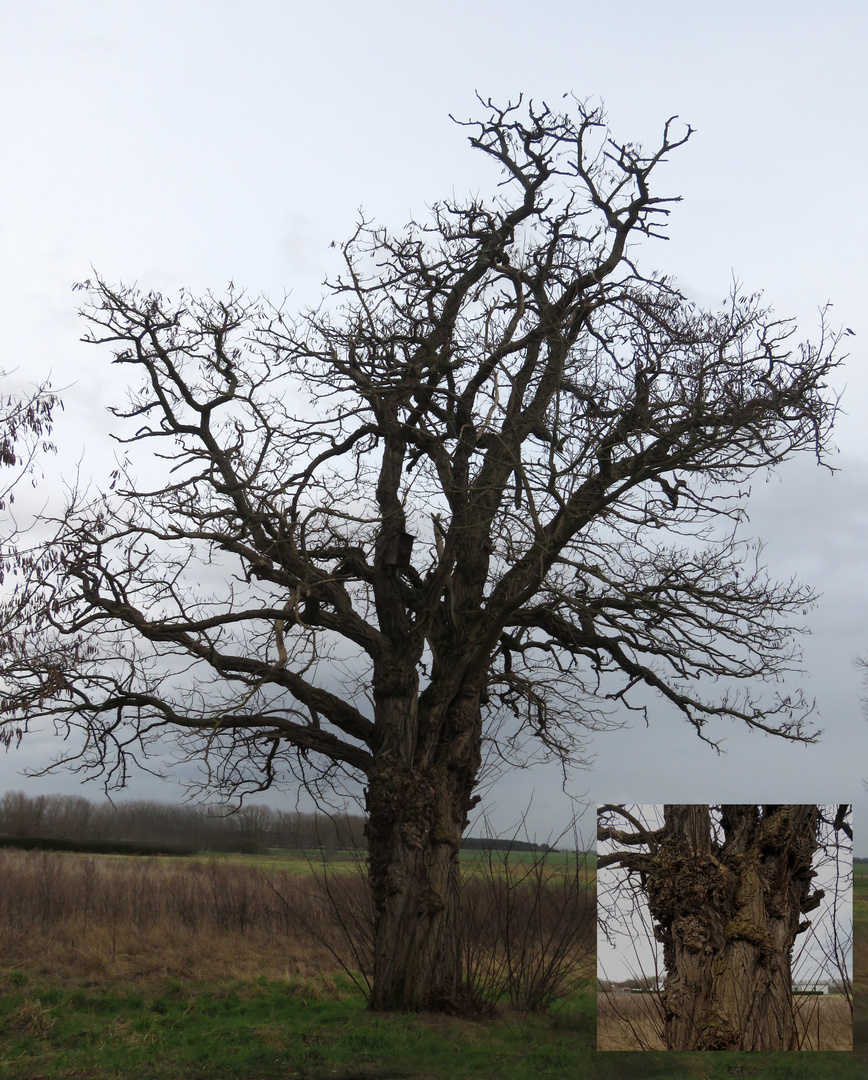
649,805,822,1050
364,687,483,1011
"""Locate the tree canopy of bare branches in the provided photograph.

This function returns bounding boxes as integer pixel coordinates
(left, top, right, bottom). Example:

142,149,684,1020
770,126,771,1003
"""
0,374,60,544
0,96,843,1009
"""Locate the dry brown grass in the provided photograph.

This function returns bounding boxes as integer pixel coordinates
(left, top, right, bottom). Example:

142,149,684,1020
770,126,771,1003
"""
0,846,595,1011
0,847,362,990
597,990,665,1050
597,990,852,1051
791,994,853,1050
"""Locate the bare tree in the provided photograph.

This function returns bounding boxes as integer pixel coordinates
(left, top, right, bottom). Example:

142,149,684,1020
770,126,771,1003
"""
597,804,852,1050
0,96,844,1010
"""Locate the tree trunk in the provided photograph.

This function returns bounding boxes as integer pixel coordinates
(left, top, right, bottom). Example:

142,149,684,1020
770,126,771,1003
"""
366,794,463,1011
364,690,483,1011
649,805,821,1050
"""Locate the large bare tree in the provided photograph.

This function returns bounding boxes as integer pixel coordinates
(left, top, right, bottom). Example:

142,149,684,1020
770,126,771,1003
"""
597,804,852,1050
0,97,844,1010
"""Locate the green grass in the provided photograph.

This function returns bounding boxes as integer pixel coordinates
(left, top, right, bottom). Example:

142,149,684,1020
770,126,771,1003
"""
0,976,600,1080
35,844,597,882
854,864,868,918
0,975,864,1080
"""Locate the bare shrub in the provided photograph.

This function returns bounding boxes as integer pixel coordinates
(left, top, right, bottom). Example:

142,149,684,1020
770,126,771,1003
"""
259,838,595,1012
258,849,375,996
460,846,595,1012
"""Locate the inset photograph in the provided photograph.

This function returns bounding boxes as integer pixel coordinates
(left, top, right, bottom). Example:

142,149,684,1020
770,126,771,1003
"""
596,804,852,1051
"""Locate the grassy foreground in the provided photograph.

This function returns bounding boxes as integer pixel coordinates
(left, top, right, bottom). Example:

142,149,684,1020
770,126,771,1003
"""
3,974,864,1080
1,973,598,1080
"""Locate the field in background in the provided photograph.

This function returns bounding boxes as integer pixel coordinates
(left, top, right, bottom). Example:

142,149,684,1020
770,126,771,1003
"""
0,847,364,987
0,845,594,988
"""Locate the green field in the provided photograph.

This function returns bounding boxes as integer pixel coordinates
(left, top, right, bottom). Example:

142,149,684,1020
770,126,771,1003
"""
854,863,868,917
103,845,595,873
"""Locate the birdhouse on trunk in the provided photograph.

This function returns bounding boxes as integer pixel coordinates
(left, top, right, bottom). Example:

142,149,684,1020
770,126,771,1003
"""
382,532,415,568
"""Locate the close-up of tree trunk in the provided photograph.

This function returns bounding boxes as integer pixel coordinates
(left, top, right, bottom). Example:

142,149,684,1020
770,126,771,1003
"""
598,804,847,1050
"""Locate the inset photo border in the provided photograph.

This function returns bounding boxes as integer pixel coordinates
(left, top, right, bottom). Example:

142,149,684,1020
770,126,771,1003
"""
596,804,852,1051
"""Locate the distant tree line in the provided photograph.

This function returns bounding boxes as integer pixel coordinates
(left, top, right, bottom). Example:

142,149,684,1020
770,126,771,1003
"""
0,790,365,853
460,836,553,853
0,791,563,856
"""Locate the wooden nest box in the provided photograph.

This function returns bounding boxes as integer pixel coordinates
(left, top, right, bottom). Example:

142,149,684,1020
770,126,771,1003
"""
382,532,415,568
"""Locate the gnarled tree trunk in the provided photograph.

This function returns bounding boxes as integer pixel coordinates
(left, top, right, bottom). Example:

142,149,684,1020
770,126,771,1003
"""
365,685,483,1011
648,805,822,1050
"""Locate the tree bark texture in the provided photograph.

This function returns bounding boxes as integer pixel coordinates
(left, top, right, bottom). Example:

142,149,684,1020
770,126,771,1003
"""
648,805,822,1050
365,684,483,1010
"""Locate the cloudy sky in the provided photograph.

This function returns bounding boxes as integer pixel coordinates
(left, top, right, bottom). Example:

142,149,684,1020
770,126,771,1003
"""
1,1,866,848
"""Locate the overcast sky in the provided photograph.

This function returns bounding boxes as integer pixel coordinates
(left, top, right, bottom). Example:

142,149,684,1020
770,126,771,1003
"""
1,1,866,848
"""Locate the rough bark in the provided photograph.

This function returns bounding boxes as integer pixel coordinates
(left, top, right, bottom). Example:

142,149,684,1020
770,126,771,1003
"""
366,771,464,1010
365,684,483,1010
651,805,821,1050
600,805,824,1050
